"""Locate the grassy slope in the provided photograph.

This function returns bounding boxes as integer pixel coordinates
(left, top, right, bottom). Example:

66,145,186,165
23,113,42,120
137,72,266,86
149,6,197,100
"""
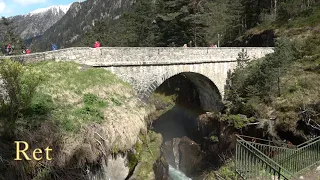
1,60,155,179
27,61,131,131
30,61,153,148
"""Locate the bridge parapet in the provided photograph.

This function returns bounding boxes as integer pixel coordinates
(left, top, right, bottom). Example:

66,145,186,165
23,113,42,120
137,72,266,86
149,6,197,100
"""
0,47,274,66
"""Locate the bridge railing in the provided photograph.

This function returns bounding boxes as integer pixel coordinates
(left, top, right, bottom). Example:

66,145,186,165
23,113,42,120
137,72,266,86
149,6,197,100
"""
236,135,320,179
236,135,297,179
276,136,320,174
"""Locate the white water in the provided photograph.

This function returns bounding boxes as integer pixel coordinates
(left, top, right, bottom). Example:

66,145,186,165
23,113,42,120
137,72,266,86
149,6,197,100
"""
168,165,192,180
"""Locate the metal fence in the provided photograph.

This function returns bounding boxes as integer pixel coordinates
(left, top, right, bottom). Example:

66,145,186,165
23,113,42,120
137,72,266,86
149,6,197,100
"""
235,135,320,179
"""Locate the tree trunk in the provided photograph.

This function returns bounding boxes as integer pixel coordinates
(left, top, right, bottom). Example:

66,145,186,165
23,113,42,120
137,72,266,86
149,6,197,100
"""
194,27,197,47
274,0,277,18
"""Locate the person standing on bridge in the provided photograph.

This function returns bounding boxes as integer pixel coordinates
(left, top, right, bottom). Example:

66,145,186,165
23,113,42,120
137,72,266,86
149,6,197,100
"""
6,44,12,55
52,43,58,51
94,41,101,48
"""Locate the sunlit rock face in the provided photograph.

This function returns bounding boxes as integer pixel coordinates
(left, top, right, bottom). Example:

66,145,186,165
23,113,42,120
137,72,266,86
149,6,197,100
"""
4,4,71,40
163,137,205,177
87,154,129,180
105,154,129,179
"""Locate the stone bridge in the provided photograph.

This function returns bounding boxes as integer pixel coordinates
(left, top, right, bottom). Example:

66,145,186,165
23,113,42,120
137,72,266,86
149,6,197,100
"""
1,47,274,111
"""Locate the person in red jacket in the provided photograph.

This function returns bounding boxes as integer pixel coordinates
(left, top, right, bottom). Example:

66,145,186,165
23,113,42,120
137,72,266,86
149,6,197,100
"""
94,41,101,48
6,44,12,55
26,49,31,54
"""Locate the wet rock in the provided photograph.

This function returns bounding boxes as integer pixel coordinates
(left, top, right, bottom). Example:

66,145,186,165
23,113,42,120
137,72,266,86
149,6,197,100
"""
163,140,177,169
178,136,205,177
163,136,205,177
173,138,181,169
219,121,237,151
153,151,169,180
197,112,220,138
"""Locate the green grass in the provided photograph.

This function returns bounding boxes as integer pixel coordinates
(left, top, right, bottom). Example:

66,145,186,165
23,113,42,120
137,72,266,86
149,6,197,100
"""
27,61,129,99
23,61,133,132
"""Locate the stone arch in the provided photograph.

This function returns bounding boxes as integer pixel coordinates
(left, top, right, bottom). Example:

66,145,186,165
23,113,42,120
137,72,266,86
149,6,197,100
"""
141,71,224,112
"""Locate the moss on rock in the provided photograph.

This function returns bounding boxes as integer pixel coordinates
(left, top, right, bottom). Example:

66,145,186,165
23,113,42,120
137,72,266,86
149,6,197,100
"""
129,131,163,180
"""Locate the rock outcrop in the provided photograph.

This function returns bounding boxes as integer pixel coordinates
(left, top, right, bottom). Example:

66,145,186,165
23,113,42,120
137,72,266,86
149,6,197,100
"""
163,136,205,177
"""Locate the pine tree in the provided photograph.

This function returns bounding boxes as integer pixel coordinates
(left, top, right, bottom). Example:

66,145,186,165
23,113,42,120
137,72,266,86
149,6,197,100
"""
155,0,209,47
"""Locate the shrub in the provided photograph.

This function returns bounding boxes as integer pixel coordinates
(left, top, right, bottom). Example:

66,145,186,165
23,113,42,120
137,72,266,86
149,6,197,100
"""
221,114,255,129
0,59,44,134
27,93,54,115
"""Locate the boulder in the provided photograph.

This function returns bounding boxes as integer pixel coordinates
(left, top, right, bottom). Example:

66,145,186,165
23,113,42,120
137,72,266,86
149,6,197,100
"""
178,136,205,177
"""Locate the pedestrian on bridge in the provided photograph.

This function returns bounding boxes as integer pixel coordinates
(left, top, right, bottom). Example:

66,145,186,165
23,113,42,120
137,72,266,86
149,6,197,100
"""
6,44,13,55
52,43,58,51
94,41,101,48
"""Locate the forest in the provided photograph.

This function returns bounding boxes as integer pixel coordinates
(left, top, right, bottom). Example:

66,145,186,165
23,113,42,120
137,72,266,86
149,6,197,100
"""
79,0,320,47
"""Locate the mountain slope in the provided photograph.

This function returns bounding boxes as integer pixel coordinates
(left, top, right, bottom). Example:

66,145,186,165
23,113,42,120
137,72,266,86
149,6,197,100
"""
9,4,72,40
31,0,135,51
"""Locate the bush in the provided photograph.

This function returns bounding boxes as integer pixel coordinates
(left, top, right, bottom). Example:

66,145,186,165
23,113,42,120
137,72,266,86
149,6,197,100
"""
0,59,44,134
221,114,255,129
27,93,54,115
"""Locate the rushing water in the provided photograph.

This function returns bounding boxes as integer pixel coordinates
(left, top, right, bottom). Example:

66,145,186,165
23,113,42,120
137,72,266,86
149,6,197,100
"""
168,165,192,180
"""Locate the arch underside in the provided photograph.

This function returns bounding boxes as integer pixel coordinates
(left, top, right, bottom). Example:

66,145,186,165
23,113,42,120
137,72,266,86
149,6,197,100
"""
141,72,224,112
103,63,234,112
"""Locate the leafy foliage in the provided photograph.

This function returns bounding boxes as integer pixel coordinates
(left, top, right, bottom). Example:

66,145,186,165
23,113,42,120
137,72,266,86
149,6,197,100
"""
221,114,255,129
0,59,45,135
